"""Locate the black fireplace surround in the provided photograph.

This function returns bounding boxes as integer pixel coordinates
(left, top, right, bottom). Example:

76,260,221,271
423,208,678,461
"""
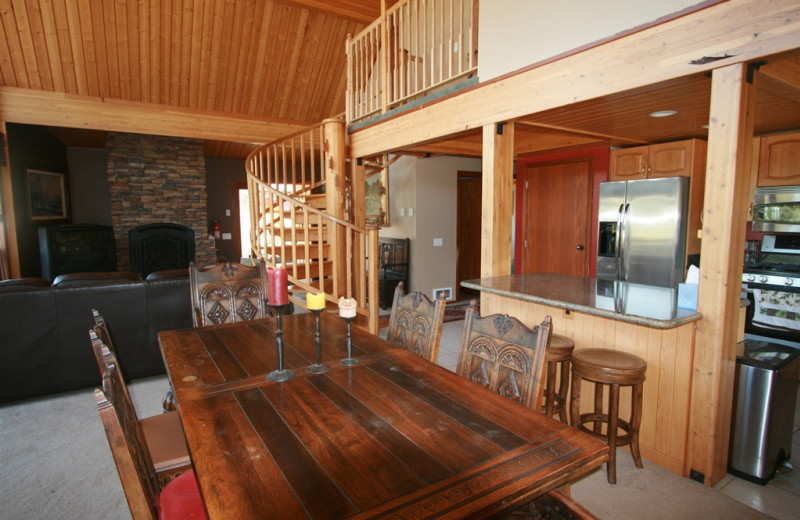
129,222,196,278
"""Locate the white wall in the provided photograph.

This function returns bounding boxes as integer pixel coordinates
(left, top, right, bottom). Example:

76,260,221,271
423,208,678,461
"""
479,0,705,81
381,154,482,301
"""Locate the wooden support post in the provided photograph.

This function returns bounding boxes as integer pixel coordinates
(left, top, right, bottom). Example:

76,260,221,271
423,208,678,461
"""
366,227,380,335
687,62,755,486
480,121,514,286
0,121,20,278
324,118,347,295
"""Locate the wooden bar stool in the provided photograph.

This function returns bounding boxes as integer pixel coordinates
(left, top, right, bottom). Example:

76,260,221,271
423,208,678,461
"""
541,334,574,422
570,348,646,484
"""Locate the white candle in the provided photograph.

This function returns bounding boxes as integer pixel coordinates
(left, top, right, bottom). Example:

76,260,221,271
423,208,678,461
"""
338,297,357,318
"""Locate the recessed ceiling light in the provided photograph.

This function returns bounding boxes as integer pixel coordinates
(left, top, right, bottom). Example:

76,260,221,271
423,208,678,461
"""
649,110,678,118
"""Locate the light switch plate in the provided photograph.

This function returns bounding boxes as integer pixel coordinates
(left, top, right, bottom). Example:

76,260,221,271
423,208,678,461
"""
433,238,443,247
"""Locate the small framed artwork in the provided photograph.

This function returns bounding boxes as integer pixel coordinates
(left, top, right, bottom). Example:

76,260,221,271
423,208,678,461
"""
27,169,69,222
365,168,389,227
433,287,453,301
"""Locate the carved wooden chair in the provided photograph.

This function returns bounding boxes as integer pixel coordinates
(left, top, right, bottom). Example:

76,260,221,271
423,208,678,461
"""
385,281,447,363
189,260,270,327
455,303,552,410
95,365,207,520
455,308,592,519
90,311,191,484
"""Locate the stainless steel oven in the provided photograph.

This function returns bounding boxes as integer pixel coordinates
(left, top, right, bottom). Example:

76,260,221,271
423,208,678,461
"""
752,186,800,233
741,234,800,347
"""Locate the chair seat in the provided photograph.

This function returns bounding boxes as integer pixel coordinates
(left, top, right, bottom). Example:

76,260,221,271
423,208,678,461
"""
141,411,191,471
570,348,646,384
547,334,575,360
157,469,208,519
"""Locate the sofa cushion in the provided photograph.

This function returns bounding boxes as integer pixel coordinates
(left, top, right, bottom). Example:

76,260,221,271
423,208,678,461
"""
52,271,141,287
54,282,150,390
0,287,62,401
0,277,50,290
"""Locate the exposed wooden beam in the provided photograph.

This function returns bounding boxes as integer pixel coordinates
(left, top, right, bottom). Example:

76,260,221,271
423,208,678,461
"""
281,0,380,24
350,0,800,158
0,87,308,144
759,53,800,89
515,121,648,145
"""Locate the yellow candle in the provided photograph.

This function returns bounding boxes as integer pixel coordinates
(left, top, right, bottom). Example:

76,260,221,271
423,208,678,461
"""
307,292,326,310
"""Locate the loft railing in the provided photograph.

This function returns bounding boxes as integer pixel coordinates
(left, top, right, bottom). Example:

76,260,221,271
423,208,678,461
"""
246,121,380,333
347,0,478,124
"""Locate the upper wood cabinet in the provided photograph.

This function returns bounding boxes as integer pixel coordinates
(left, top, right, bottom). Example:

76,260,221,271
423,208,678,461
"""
610,140,702,180
757,133,800,186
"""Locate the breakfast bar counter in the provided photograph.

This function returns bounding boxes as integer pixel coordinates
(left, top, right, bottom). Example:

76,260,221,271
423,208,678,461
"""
461,273,704,477
461,273,702,329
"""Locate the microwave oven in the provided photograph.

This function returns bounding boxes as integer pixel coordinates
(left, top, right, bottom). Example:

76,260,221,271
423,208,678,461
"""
752,185,800,233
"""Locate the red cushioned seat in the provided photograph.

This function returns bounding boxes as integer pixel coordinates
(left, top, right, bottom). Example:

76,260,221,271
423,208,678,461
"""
158,470,207,519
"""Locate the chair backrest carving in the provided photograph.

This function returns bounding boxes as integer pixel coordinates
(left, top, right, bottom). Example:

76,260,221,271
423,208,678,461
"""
189,260,269,327
456,304,552,410
95,365,161,520
385,281,447,363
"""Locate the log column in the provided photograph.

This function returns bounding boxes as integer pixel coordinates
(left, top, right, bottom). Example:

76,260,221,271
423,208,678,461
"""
687,62,755,486
480,122,515,284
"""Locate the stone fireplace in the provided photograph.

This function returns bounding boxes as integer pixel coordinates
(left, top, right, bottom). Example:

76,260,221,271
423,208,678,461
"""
106,133,215,271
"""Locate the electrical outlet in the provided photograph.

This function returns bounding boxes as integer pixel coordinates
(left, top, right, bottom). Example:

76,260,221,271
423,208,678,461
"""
689,469,705,484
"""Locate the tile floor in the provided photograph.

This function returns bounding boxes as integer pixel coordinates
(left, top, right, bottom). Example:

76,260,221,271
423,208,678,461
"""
420,320,800,520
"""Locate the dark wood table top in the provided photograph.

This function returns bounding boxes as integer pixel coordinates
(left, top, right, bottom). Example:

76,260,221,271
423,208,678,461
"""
158,312,391,400
168,331,609,519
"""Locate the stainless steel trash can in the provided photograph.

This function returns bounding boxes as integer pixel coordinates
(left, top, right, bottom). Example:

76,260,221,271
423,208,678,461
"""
728,339,800,484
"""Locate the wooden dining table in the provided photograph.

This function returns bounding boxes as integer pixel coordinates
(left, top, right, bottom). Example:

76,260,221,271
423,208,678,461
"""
158,312,609,519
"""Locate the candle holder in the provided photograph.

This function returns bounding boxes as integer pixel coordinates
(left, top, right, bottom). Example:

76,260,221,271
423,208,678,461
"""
266,303,294,382
307,308,329,374
340,316,358,366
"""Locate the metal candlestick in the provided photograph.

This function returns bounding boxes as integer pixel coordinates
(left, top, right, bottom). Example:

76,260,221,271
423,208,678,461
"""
266,303,294,382
340,316,358,366
307,308,329,374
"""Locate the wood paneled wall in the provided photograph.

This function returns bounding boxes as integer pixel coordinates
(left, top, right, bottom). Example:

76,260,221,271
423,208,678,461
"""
481,293,696,475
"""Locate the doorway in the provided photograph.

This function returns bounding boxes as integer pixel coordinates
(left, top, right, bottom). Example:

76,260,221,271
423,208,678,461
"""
456,171,481,300
232,179,251,260
519,158,592,277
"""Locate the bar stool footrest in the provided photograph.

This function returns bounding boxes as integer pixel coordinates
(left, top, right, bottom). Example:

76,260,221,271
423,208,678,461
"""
576,413,635,447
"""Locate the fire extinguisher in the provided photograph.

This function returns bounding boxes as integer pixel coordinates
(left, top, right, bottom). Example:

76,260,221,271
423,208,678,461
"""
212,220,221,240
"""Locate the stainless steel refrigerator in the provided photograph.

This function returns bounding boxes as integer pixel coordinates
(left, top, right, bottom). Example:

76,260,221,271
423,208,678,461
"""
596,177,689,288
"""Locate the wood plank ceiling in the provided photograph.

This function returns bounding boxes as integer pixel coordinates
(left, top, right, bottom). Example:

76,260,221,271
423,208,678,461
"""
0,0,382,158
1,1,799,160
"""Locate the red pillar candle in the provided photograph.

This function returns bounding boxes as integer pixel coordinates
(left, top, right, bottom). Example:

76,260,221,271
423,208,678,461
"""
268,267,288,305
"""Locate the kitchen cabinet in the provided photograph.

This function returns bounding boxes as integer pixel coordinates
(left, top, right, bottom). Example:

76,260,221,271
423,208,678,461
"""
757,133,800,186
610,139,707,261
609,139,703,180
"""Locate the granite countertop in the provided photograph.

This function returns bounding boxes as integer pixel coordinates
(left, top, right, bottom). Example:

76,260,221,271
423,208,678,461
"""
461,273,704,329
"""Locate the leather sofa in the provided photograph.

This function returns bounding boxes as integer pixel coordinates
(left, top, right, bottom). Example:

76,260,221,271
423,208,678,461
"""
0,270,193,404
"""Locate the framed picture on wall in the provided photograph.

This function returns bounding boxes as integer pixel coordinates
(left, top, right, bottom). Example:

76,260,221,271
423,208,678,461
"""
365,168,389,227
27,168,70,222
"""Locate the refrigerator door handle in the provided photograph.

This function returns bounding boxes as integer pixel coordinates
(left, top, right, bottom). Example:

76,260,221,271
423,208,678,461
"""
619,203,631,281
615,204,624,279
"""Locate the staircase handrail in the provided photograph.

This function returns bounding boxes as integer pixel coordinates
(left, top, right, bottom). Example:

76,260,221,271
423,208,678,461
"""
246,168,380,333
